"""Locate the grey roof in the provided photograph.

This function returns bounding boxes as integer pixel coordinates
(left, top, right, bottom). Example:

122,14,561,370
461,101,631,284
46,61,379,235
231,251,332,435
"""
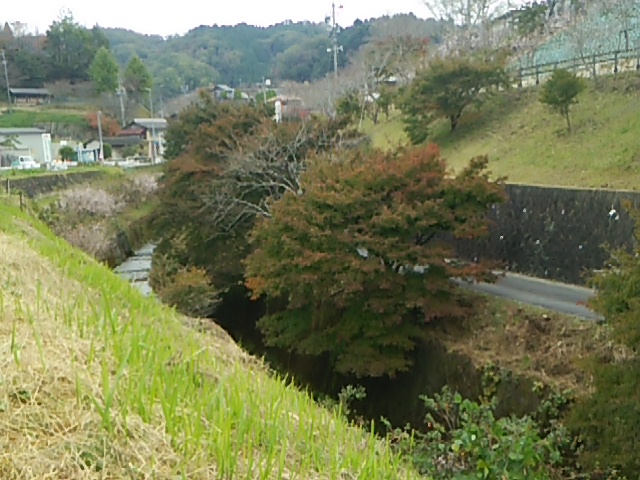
213,84,234,92
9,88,53,96
132,118,168,130
102,136,145,147
0,127,46,135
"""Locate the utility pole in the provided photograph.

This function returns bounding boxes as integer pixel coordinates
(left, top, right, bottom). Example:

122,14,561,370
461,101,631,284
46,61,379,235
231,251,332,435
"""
1,50,12,114
97,110,104,164
116,80,126,127
327,3,343,79
147,88,156,165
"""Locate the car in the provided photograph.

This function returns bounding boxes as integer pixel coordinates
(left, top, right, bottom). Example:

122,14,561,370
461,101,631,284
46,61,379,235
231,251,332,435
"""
11,156,41,171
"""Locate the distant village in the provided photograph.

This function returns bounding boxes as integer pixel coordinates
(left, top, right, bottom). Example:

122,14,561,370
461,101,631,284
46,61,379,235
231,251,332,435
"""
0,17,308,172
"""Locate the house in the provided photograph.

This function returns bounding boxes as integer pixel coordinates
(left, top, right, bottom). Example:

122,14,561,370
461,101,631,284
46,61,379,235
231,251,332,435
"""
9,88,54,105
83,135,146,160
0,127,53,167
211,84,251,102
119,118,169,160
268,95,310,122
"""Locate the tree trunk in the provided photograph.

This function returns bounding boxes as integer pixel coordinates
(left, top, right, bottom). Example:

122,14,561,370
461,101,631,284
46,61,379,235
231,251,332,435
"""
565,110,572,134
450,115,459,131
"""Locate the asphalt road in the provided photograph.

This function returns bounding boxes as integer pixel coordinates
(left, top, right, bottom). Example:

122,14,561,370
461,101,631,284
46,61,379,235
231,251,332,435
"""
457,272,604,321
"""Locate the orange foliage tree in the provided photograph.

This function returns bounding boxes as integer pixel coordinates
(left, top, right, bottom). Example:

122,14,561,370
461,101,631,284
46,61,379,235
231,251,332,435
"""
244,144,506,377
85,112,121,136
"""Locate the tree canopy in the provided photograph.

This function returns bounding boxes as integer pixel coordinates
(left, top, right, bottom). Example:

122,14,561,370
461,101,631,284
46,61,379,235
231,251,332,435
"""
89,46,120,94
244,144,505,377
150,93,356,313
124,54,153,95
400,55,510,142
45,14,109,81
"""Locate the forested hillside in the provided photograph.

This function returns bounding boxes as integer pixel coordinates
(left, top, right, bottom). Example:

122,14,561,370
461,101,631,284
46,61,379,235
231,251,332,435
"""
0,12,439,101
103,14,441,97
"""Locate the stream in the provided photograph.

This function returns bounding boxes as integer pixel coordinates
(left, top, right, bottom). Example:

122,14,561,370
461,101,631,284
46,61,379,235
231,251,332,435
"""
114,243,156,296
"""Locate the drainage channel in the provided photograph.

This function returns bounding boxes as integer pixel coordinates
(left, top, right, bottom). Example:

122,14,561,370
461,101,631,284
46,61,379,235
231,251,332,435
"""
114,243,156,296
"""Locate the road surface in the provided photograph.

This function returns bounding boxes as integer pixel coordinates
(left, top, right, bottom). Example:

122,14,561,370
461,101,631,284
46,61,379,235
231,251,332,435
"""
457,272,604,321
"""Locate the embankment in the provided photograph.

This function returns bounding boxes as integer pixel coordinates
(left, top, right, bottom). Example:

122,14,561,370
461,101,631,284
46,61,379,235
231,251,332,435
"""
3,170,108,198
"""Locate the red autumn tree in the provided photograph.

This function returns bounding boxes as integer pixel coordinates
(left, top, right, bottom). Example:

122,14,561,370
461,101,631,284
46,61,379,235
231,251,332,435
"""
244,144,506,377
85,112,121,136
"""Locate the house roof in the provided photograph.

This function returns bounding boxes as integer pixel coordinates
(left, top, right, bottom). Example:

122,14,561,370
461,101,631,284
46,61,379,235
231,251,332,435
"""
268,95,303,104
0,127,46,135
213,84,234,92
131,118,168,131
119,126,146,136
86,136,145,147
9,88,53,97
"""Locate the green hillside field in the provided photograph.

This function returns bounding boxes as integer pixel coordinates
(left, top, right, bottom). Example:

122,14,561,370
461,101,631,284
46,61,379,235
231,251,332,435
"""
364,72,640,190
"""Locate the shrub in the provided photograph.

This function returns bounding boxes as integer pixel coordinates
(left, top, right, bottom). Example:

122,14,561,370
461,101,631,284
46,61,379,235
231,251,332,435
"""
59,222,115,261
388,386,569,479
566,202,640,477
58,186,123,217
156,266,218,317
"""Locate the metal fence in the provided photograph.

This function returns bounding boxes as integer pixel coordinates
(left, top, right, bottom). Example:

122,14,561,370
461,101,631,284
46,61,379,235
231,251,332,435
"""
510,47,640,87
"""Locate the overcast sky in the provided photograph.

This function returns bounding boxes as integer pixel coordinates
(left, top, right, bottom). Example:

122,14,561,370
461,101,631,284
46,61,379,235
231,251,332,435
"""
3,0,433,36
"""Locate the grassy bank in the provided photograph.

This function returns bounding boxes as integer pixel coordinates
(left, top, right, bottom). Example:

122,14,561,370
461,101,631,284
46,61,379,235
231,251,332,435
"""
0,107,87,128
0,200,418,478
364,73,640,190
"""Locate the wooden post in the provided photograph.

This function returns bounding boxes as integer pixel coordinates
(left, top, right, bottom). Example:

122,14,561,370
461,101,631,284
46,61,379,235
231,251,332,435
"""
5,177,9,195
19,191,23,211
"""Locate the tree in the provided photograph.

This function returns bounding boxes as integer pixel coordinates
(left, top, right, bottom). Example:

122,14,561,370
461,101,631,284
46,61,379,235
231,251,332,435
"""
58,145,75,161
150,92,355,310
123,54,152,95
85,112,121,136
400,55,509,141
539,69,585,133
45,13,108,81
0,135,19,149
244,144,505,377
102,143,113,159
89,46,120,94
424,0,511,53
513,2,549,37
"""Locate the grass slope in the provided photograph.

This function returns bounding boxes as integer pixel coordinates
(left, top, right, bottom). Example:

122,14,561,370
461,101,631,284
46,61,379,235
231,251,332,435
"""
364,73,640,190
0,201,418,479
0,108,87,128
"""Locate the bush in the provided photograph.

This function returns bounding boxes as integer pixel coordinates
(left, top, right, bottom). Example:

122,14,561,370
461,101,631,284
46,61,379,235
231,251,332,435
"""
566,202,640,477
388,386,570,479
58,186,123,217
156,265,218,317
59,222,115,261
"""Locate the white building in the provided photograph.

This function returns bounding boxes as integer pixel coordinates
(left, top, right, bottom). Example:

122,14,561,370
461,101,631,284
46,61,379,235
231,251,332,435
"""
0,127,53,167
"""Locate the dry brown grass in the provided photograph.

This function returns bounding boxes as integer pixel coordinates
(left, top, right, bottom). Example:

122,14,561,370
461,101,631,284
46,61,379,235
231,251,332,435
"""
430,295,631,395
0,229,255,479
0,232,176,478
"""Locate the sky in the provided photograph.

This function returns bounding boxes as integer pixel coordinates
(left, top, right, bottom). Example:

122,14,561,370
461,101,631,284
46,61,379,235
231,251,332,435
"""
2,0,433,37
